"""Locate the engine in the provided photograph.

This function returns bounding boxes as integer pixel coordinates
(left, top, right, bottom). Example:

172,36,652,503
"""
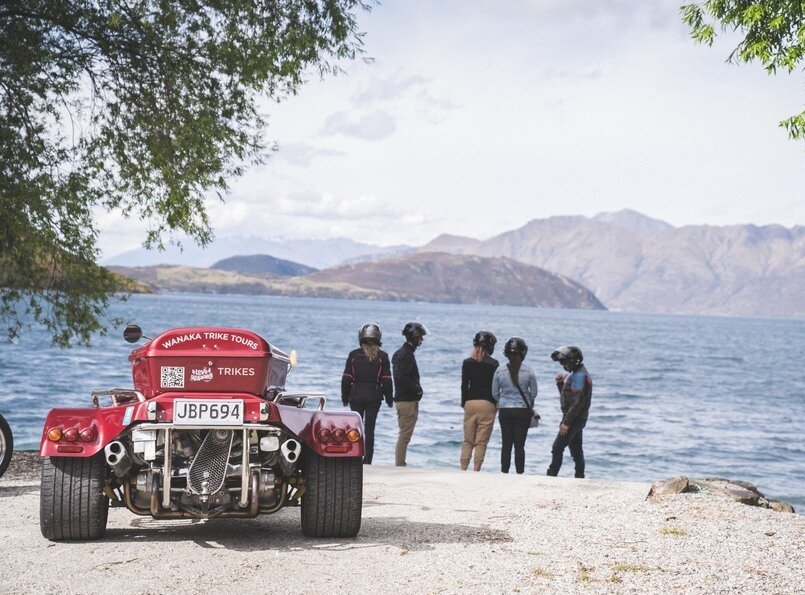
107,426,302,518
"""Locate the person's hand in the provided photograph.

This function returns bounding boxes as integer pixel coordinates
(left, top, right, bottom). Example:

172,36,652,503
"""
559,423,569,435
555,373,565,383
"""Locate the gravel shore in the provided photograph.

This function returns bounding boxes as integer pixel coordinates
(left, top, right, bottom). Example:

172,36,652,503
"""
1,453,802,594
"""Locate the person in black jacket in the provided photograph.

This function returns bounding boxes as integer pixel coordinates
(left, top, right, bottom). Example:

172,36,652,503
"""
460,331,499,471
547,345,592,478
392,321,428,467
341,323,393,464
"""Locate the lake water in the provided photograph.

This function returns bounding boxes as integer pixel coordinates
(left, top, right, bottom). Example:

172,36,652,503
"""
1,293,803,511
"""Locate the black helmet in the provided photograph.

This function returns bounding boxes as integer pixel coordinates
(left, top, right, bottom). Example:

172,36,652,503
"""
551,345,583,367
473,331,497,354
503,337,528,358
402,321,429,341
358,323,382,346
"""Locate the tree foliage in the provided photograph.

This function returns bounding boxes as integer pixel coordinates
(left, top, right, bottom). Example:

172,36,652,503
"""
682,1,805,140
0,0,369,346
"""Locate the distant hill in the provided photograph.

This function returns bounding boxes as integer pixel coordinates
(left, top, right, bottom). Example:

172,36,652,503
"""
104,236,414,269
422,234,483,254
308,252,604,309
420,210,805,317
211,254,317,278
108,265,384,299
110,252,605,310
111,272,154,294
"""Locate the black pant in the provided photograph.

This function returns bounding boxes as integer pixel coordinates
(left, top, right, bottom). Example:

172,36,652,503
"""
350,400,381,464
547,424,585,478
498,408,532,474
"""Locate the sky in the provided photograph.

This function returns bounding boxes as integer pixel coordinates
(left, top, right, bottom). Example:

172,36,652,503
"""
97,0,805,258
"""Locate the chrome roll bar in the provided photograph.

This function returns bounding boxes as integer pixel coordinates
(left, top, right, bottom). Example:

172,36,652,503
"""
271,392,327,411
92,389,146,408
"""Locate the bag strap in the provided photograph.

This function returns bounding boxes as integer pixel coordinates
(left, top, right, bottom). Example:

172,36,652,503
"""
507,364,538,416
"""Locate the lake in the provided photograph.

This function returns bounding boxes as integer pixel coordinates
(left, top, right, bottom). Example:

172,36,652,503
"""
1,293,803,510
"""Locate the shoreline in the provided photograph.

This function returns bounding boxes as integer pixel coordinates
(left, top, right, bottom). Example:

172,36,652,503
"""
113,289,805,321
6,450,801,515
1,454,802,593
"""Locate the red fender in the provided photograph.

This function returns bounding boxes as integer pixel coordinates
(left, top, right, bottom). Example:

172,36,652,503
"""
39,407,130,458
278,405,365,458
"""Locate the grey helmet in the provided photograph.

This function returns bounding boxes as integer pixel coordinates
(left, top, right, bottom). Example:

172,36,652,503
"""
503,336,528,358
473,331,497,354
551,345,583,368
358,323,382,346
402,321,429,341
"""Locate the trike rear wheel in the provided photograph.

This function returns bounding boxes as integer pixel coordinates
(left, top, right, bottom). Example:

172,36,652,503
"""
40,453,109,541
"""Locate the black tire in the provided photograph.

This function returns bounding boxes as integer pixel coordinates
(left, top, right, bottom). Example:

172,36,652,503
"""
40,453,109,541
301,450,362,538
0,414,12,478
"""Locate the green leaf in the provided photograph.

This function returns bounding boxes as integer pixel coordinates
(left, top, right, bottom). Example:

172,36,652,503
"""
0,0,372,346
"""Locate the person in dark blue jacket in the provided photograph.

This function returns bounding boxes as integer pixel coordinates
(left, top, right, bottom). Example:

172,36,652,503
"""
341,323,393,464
547,345,592,478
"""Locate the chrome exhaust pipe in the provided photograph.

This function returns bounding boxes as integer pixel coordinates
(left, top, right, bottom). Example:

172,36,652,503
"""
279,439,301,475
104,441,132,477
280,439,300,463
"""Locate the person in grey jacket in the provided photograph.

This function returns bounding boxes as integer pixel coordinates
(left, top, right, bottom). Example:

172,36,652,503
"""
492,337,538,474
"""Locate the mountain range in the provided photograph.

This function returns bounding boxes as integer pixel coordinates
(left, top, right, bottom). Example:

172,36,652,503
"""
422,210,804,317
306,252,604,309
106,210,804,317
110,252,604,310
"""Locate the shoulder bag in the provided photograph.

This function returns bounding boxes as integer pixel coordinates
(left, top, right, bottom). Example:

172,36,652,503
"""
509,365,541,429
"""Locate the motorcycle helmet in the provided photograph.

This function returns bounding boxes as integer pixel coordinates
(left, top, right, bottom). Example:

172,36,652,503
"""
402,322,429,341
473,331,497,354
551,345,583,368
358,323,382,346
503,337,528,358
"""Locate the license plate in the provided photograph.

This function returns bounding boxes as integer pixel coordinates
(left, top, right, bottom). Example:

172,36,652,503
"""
173,399,244,425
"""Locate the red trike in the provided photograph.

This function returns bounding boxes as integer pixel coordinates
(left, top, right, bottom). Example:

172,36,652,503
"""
39,325,364,540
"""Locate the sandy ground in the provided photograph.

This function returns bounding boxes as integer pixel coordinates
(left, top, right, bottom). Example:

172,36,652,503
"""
0,453,802,594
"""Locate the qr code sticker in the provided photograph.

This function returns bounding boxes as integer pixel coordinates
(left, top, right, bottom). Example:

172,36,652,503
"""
160,366,185,388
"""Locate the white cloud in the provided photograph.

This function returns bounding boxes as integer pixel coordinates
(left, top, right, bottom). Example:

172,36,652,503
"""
273,143,344,166
273,191,406,220
321,110,397,140
352,73,430,105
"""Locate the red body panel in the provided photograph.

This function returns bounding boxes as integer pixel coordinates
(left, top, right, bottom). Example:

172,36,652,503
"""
39,394,283,458
277,406,365,458
39,407,125,458
39,326,363,458
129,327,288,398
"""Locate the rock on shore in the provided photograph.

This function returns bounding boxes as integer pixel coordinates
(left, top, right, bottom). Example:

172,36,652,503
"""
648,475,796,513
1,457,802,593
